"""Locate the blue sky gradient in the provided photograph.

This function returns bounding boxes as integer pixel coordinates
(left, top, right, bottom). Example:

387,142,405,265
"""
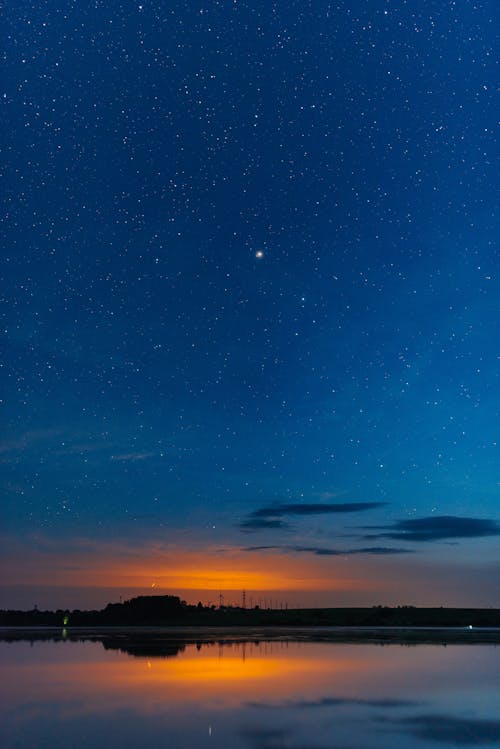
1,0,498,608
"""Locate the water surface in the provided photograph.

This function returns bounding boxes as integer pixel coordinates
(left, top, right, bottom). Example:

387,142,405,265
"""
1,631,499,748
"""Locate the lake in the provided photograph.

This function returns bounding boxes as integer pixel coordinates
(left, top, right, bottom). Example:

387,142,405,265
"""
1,630,499,748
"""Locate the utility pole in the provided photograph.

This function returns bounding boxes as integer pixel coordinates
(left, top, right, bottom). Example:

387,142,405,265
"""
242,590,246,609
219,592,224,608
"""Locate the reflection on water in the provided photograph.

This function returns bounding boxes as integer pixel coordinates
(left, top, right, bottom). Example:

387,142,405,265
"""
1,632,499,748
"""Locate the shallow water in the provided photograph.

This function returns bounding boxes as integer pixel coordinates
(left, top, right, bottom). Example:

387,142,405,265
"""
1,633,499,748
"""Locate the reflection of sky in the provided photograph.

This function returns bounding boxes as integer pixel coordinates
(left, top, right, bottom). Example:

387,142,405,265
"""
1,640,499,749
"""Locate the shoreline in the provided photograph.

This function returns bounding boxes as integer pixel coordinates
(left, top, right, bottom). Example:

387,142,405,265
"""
2,625,500,646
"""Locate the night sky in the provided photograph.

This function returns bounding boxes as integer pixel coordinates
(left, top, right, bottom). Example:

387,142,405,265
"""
2,0,498,610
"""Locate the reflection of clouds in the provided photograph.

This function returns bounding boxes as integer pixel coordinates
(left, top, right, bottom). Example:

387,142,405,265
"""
248,696,421,710
380,714,500,745
2,638,500,749
239,725,360,749
238,727,289,749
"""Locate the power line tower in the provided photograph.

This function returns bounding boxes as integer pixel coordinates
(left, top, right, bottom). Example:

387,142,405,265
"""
219,592,224,608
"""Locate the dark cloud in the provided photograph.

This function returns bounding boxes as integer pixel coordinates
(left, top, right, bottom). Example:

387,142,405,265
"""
305,545,413,556
352,546,414,555
382,714,500,745
363,516,500,543
240,501,385,532
253,502,386,517
242,544,413,556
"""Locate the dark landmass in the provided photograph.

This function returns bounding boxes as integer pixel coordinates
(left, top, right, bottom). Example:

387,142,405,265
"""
1,594,500,632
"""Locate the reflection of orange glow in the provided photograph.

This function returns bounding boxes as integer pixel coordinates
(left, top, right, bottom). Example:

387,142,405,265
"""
135,652,322,702
167,655,277,681
2,640,492,718
1,642,381,708
2,638,499,749
152,651,323,686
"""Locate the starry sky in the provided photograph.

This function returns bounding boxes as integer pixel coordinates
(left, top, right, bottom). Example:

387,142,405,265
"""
1,0,498,610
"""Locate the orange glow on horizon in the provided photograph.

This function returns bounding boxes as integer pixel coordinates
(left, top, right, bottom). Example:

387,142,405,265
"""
2,538,372,597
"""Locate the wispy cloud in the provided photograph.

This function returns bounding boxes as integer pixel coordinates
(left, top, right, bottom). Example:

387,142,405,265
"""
239,518,291,531
0,428,64,457
362,516,500,543
110,451,158,462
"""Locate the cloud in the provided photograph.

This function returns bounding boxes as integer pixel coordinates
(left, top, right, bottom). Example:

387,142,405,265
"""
242,544,413,556
362,516,500,543
381,714,500,745
240,501,385,532
0,428,64,458
110,452,158,462
252,502,386,517
239,518,291,531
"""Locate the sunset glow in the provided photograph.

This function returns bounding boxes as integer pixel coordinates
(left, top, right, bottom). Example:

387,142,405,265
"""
1,537,366,596
3,531,499,611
